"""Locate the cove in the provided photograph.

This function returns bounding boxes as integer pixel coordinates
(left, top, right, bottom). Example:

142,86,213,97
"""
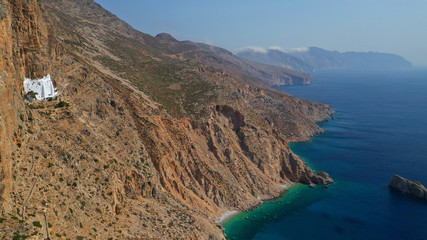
223,69,427,240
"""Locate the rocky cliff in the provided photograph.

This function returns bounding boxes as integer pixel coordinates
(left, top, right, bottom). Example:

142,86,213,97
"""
0,0,334,239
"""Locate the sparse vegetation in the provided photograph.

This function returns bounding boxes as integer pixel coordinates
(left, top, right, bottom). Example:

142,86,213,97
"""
55,101,70,108
12,233,29,240
25,91,38,101
95,37,218,119
32,221,42,228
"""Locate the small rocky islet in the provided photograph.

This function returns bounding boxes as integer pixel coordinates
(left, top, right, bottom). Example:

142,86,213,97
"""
389,175,427,201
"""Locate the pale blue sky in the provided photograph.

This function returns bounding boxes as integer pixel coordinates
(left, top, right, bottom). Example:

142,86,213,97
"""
95,0,427,66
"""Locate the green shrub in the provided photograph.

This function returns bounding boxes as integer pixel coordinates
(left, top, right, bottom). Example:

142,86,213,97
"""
32,221,42,228
12,233,29,240
55,101,70,108
26,91,38,101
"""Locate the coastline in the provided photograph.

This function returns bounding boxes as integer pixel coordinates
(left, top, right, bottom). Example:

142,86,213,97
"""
215,210,240,225
222,70,427,240
218,93,335,236
216,115,334,227
216,182,298,225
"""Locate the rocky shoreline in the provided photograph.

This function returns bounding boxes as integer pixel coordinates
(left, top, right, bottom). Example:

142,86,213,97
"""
216,169,334,227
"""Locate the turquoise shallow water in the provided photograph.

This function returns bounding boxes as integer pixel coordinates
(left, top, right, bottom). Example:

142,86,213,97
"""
224,69,427,240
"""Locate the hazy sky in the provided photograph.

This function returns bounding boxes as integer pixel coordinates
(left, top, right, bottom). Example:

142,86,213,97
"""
94,0,427,66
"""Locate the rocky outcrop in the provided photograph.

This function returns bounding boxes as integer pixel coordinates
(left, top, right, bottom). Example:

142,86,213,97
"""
155,32,179,43
310,171,334,185
389,175,427,201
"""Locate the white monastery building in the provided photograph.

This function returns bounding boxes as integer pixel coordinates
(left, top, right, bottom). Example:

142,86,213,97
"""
24,74,58,100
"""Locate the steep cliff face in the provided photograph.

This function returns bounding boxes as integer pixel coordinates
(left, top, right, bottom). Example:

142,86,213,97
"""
0,0,54,213
0,0,16,214
0,0,334,239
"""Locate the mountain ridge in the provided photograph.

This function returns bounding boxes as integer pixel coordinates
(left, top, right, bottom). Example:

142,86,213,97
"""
237,46,413,72
152,33,312,86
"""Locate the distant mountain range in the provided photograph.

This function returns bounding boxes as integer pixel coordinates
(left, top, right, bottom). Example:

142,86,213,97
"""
236,47,413,72
154,33,312,86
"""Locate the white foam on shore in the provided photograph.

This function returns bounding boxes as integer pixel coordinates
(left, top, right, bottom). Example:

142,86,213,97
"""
215,182,297,224
281,182,297,189
215,210,240,224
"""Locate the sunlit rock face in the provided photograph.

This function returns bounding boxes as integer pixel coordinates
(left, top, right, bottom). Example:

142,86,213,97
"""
0,0,334,239
24,74,57,100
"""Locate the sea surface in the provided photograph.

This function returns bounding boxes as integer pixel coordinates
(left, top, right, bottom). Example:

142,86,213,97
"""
224,69,427,240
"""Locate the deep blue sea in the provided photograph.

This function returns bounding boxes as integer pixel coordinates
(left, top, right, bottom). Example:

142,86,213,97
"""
224,69,427,240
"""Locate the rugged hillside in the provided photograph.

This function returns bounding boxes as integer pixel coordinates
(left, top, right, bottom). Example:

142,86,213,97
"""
0,0,333,239
168,38,312,86
153,33,312,86
237,47,413,72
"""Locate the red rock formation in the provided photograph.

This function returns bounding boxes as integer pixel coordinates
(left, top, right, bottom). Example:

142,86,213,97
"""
0,0,334,239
